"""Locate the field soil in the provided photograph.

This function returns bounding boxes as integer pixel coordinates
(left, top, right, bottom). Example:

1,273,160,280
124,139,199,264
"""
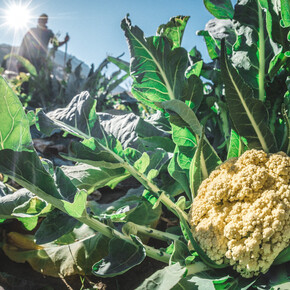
0,249,165,289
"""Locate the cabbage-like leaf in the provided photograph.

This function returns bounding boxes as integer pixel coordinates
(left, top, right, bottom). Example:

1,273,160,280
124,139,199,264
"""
35,209,80,244
4,54,37,77
281,0,290,27
227,129,248,159
189,132,203,199
197,18,235,60
136,262,187,290
160,100,221,174
121,15,189,110
92,236,146,278
259,0,290,46
0,77,32,151
170,240,192,266
157,16,190,49
174,271,256,290
3,225,109,277
220,40,277,153
38,91,97,137
38,92,167,150
0,189,33,219
107,55,130,73
204,0,234,19
61,163,130,192
0,150,87,218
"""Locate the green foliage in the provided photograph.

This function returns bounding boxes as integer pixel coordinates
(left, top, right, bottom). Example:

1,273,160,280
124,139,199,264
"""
3,225,109,277
92,236,146,277
227,130,248,159
0,0,289,288
157,15,190,49
220,39,277,153
136,263,187,290
0,77,32,151
203,0,234,19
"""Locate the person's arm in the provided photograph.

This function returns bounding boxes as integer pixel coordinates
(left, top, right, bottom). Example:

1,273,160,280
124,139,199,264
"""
50,33,70,48
58,34,70,47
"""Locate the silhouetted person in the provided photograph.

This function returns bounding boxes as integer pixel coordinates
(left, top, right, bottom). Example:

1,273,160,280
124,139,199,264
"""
18,13,69,73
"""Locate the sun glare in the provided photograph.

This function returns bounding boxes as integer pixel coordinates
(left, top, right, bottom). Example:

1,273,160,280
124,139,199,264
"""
4,3,31,30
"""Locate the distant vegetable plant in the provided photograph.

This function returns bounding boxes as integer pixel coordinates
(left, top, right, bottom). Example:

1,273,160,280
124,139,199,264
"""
0,0,289,288
3,51,130,111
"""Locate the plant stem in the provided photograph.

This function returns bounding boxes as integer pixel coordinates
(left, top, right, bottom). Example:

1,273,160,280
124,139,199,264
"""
143,244,171,263
158,192,188,221
77,214,170,263
258,3,265,102
196,134,208,179
121,162,188,221
49,118,188,221
124,222,180,242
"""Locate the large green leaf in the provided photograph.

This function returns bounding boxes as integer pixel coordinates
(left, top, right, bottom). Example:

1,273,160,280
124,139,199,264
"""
140,136,175,152
37,91,97,138
197,30,220,60
204,0,234,19
168,149,191,199
189,133,204,199
0,189,33,219
3,224,109,277
35,209,80,244
281,0,290,27
92,236,146,277
136,262,187,290
197,18,235,61
170,240,192,266
61,163,130,193
121,15,188,110
0,77,32,151
4,54,37,77
0,150,87,218
88,186,144,217
38,92,166,151
174,271,256,290
61,138,124,169
220,40,277,153
174,274,215,290
160,100,202,135
157,16,190,49
182,75,204,111
160,100,221,173
227,129,248,159
125,200,162,226
107,55,130,73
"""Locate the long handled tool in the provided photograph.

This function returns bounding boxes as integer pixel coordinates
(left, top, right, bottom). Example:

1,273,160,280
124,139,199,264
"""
63,33,68,67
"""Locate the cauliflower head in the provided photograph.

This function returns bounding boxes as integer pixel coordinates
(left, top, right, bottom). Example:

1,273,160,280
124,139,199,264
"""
189,149,290,278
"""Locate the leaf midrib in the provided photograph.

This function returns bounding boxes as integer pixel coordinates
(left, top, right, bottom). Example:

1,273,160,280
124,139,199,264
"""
128,28,176,100
224,57,269,152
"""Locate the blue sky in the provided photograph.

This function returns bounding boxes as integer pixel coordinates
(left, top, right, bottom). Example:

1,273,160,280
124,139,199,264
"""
0,0,226,71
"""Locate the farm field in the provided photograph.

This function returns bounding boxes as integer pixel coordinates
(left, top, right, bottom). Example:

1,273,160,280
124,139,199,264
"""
0,0,289,289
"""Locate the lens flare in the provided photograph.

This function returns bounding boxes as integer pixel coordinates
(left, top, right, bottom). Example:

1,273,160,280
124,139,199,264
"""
4,3,31,30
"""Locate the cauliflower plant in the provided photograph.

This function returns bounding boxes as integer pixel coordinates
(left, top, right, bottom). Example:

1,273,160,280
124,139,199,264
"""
189,149,290,278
